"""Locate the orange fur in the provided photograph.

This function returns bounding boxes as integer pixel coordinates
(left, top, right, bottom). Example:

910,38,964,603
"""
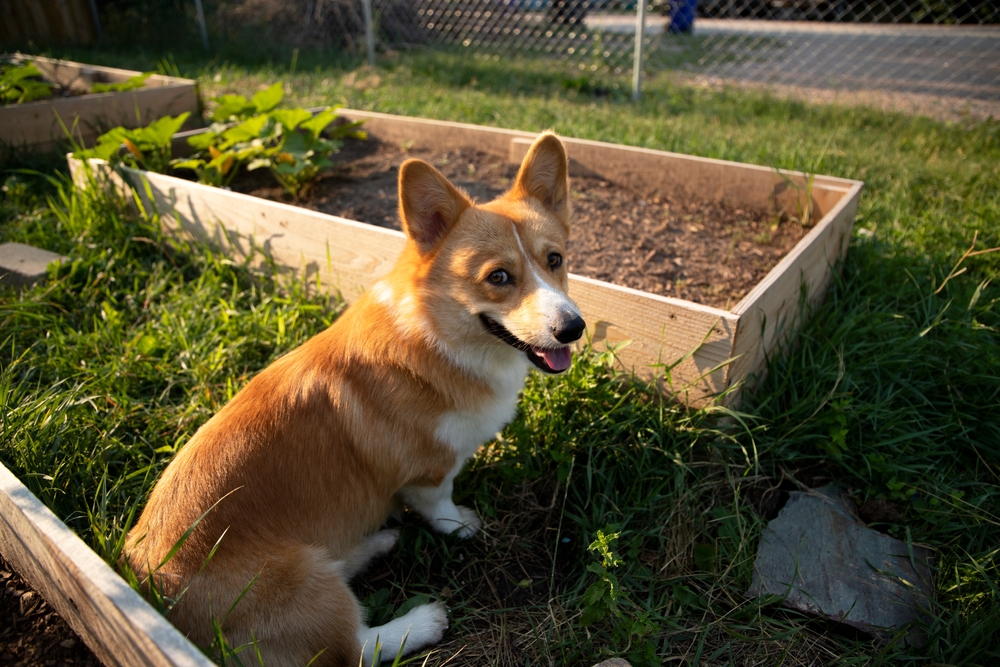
124,133,583,666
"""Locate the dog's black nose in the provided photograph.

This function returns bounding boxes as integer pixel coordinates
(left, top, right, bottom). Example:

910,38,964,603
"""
553,315,586,344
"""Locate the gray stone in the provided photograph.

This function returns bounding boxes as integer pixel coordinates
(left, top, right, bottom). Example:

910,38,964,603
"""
745,484,933,646
0,242,68,287
592,660,631,667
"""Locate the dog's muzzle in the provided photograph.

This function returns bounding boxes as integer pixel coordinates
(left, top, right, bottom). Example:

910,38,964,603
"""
479,313,585,374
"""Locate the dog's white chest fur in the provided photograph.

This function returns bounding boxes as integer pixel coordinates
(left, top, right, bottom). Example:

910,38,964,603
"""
434,358,527,457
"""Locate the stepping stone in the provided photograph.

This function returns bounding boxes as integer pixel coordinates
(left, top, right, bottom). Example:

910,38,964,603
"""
0,242,68,287
745,484,934,646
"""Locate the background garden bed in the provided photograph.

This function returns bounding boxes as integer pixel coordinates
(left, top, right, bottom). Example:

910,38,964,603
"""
1,56,199,154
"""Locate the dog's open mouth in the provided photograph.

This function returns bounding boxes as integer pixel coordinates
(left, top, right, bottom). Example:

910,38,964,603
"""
479,315,572,374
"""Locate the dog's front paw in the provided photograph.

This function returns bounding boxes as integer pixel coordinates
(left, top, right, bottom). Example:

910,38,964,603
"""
429,505,481,538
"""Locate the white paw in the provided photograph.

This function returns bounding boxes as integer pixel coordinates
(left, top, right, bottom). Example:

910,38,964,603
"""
402,601,449,648
369,528,400,555
429,505,482,538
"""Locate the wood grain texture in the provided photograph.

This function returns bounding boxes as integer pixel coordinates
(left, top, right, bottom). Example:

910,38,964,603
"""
726,181,864,405
0,463,212,667
1,58,198,153
569,274,739,405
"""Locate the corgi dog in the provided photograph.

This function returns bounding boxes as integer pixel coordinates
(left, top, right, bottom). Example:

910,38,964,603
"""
124,133,585,666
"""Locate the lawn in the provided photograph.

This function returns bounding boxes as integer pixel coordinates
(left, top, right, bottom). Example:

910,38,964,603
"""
1,46,998,666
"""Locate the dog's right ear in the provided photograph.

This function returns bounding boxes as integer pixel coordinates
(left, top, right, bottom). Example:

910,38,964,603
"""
398,159,472,254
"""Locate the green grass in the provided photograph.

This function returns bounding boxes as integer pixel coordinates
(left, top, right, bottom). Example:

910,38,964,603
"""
2,47,1000,666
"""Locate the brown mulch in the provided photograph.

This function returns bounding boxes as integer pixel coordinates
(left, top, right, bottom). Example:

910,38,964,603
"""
0,554,100,667
237,136,806,310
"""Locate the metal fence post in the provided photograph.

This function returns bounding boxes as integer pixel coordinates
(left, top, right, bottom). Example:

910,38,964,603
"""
193,0,210,51
86,0,104,43
363,0,376,67
632,0,647,101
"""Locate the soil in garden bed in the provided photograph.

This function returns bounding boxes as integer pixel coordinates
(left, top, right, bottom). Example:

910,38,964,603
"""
0,554,99,666
234,136,807,310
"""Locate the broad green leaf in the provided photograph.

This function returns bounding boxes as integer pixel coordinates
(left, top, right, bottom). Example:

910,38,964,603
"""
211,94,253,122
140,112,190,144
299,109,338,139
91,73,152,94
270,108,312,132
171,159,206,170
221,115,270,146
250,83,284,113
187,131,218,150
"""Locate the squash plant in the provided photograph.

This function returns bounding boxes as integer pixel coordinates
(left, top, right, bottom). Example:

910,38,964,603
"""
175,83,365,198
74,113,191,174
74,82,364,198
0,60,54,105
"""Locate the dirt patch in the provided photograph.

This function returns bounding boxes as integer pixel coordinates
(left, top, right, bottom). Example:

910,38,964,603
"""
0,554,100,666
236,136,805,310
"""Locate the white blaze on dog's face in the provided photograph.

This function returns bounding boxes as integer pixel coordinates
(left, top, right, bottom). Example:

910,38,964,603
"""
397,133,585,375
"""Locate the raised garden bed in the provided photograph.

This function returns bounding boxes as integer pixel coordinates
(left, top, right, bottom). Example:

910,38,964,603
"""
1,56,199,153
75,109,863,407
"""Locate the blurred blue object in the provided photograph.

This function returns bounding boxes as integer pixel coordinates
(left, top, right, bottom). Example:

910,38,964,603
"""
668,0,697,32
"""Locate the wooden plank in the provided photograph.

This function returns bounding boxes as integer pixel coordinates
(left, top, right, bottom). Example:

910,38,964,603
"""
726,181,863,404
115,164,407,304
569,275,738,405
0,462,212,667
1,58,198,153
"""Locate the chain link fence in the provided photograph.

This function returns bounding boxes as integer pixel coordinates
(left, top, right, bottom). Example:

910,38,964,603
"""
6,1,997,118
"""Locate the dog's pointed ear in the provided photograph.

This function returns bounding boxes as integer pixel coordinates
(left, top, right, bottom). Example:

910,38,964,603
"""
512,132,569,227
399,159,472,253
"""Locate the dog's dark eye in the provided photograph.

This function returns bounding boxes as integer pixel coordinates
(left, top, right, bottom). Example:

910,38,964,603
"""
487,269,510,285
548,253,563,269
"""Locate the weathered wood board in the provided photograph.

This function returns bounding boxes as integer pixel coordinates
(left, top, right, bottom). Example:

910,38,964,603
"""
1,56,199,154
0,463,212,666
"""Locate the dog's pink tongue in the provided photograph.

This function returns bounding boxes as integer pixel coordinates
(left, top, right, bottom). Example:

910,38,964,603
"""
535,346,572,372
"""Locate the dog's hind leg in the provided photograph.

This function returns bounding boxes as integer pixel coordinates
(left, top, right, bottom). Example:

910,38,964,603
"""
341,529,400,579
177,544,367,667
357,601,449,665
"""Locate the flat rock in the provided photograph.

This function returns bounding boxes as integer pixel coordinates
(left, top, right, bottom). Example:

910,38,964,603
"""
592,660,631,667
745,484,933,645
0,242,68,287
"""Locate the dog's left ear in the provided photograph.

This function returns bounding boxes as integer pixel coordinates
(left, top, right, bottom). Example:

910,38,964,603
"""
399,159,473,254
512,132,570,229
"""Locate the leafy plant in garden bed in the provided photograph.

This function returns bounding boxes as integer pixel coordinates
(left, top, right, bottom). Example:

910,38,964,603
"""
0,60,54,105
75,82,366,198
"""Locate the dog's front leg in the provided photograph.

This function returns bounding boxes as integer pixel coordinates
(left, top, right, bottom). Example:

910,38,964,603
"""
399,463,481,538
